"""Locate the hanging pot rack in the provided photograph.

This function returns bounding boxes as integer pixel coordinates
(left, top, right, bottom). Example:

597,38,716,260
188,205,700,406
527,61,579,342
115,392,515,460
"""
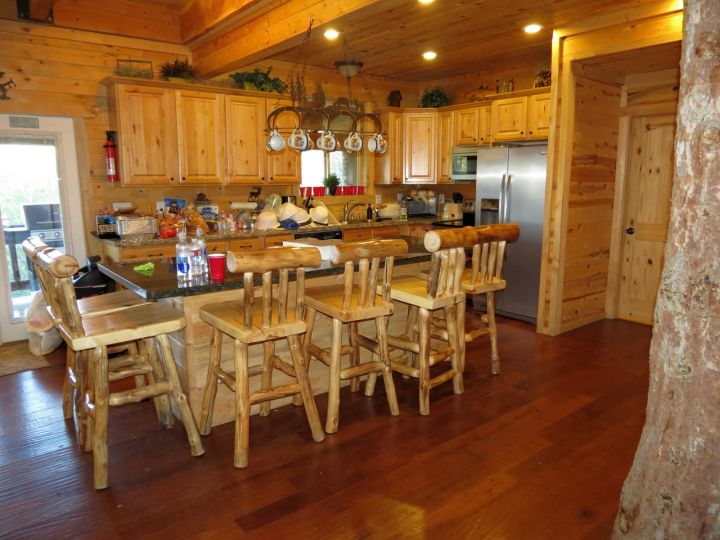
265,105,384,136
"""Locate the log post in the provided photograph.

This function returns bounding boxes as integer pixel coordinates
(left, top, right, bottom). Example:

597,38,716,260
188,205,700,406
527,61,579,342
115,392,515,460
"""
613,1,720,537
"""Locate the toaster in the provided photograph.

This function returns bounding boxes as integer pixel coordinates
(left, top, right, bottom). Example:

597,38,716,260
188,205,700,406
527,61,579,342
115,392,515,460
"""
115,215,158,240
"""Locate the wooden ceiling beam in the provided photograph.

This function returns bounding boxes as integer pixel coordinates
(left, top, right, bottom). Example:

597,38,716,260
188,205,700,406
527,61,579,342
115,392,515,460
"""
180,0,268,43
190,0,401,78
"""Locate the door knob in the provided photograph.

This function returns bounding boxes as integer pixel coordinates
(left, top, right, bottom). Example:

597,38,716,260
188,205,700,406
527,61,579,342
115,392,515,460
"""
626,227,635,235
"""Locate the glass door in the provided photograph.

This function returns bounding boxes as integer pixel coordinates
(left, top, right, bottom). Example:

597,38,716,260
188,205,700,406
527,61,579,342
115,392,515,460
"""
0,136,65,343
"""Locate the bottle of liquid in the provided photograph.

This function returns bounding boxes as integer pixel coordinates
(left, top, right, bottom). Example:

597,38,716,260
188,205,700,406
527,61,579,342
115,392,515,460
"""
366,204,373,222
176,231,190,281
191,228,207,276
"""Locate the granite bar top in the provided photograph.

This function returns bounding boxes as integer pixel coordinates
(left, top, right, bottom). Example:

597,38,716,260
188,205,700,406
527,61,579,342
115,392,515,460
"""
98,236,432,300
100,216,450,247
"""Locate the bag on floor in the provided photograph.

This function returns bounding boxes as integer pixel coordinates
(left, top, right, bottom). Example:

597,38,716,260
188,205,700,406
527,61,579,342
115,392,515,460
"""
25,293,62,356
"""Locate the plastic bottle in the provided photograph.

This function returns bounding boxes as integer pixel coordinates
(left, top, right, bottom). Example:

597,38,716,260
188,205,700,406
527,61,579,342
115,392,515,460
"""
191,227,207,276
176,231,190,281
366,204,373,222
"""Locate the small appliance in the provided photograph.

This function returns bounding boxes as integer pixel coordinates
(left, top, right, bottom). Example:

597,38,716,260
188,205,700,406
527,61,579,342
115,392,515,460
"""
450,147,481,181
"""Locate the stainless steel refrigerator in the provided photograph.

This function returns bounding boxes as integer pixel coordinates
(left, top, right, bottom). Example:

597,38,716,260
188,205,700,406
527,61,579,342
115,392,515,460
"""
474,144,547,322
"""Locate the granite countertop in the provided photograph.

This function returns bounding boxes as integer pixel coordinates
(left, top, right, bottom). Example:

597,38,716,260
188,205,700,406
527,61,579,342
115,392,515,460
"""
98,236,433,300
99,216,449,247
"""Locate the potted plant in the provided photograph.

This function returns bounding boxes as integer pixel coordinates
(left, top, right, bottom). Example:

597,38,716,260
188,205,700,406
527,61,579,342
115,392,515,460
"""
322,173,340,196
229,67,287,93
420,87,451,108
159,59,198,82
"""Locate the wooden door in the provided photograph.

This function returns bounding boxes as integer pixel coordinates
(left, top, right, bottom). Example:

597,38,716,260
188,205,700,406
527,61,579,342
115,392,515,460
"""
453,108,479,145
437,111,454,183
618,115,675,324
115,84,179,185
478,105,492,144
266,99,300,184
491,97,528,141
404,112,437,183
176,90,226,184
527,93,552,139
226,95,267,184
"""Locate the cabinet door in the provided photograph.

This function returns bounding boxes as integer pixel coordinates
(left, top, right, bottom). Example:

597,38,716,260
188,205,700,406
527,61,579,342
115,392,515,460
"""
453,108,480,145
266,100,300,184
343,228,373,241
373,225,403,239
478,105,492,144
176,90,226,184
437,111,454,183
375,111,404,185
226,96,267,184
404,112,437,183
527,93,552,139
264,234,294,248
491,97,528,141
228,237,262,251
116,84,179,185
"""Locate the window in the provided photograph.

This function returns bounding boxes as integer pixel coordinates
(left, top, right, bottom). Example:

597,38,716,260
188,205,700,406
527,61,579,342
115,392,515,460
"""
301,149,358,187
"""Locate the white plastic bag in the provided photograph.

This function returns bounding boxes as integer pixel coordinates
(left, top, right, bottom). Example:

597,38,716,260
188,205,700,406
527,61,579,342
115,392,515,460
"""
25,293,62,356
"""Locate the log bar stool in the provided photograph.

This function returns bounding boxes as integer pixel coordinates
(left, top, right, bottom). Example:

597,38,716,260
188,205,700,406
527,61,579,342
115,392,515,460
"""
199,247,325,468
32,246,204,489
424,224,520,375
303,239,408,433
22,237,146,446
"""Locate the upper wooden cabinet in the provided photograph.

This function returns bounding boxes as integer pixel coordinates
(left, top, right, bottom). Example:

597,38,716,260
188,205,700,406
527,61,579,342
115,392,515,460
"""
527,93,552,139
492,97,528,141
176,90,226,184
225,95,267,184
453,105,492,146
479,106,492,144
374,110,404,185
437,111,453,183
404,111,437,183
266,100,300,184
112,84,179,185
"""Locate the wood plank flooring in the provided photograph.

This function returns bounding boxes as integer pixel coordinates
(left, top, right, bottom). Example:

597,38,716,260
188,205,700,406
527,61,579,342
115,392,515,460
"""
0,315,650,539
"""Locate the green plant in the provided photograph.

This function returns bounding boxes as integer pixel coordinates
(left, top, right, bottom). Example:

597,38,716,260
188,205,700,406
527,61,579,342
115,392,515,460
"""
322,173,340,194
229,67,287,93
159,59,198,81
420,87,451,108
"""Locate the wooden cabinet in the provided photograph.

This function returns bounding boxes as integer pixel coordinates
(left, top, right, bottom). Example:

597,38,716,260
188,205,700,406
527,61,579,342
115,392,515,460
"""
491,97,528,141
176,90,226,184
375,110,404,184
373,225,403,239
454,108,480,145
228,237,262,251
437,111,454,183
403,223,433,238
527,93,552,139
343,228,373,241
404,111,437,183
266,100,300,184
263,234,294,248
113,84,179,185
102,242,176,263
479,105,492,144
225,95,267,184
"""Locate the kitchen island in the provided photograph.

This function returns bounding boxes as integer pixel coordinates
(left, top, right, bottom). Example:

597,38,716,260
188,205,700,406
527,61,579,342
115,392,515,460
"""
99,236,433,426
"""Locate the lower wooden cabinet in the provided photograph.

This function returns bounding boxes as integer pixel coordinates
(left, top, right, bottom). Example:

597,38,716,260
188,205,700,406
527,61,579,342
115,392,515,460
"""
343,228,374,241
373,225,403,239
228,238,262,251
104,243,176,262
263,234,295,248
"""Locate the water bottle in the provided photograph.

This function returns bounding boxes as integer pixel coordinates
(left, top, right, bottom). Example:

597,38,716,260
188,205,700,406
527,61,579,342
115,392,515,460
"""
195,227,208,274
176,231,190,281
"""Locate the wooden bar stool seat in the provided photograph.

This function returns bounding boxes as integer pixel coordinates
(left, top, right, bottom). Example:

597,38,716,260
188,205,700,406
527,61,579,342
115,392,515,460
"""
31,246,204,490
303,239,407,433
199,247,325,469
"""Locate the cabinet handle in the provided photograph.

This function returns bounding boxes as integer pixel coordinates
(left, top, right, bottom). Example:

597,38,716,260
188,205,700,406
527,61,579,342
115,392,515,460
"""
472,137,476,141
261,177,265,181
182,176,186,181
529,131,533,134
170,177,175,181
520,131,525,135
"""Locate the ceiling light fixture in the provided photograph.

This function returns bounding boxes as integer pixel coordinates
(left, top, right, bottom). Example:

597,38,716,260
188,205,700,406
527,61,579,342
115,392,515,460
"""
422,51,437,60
418,0,435,4
524,23,542,34
324,28,340,40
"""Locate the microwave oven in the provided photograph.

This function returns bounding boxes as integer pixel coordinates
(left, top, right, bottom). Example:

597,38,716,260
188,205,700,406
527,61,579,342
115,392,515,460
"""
451,147,479,181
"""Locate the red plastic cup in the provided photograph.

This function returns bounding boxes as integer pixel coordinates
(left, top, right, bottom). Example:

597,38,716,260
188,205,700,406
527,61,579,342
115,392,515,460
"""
313,186,326,196
337,186,345,195
208,253,226,282
357,186,365,195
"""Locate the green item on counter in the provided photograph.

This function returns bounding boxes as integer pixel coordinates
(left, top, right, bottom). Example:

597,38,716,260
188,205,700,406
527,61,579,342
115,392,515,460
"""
133,261,155,276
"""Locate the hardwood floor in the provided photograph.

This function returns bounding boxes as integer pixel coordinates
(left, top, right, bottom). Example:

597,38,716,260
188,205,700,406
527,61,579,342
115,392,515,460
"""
0,315,650,539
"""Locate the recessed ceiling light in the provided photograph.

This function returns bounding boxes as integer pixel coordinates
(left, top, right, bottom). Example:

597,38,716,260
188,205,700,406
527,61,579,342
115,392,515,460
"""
524,23,542,34
324,28,340,40
422,51,437,60
418,0,435,4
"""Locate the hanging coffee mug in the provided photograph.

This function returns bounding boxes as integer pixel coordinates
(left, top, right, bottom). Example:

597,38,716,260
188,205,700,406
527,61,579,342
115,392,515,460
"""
343,131,363,153
367,133,380,153
317,131,337,152
288,128,308,151
267,128,285,151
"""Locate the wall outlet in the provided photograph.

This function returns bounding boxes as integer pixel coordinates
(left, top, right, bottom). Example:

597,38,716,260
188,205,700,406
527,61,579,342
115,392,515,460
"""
375,194,382,204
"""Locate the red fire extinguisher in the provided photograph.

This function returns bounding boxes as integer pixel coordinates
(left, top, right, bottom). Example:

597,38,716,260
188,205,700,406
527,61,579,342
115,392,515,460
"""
103,131,118,183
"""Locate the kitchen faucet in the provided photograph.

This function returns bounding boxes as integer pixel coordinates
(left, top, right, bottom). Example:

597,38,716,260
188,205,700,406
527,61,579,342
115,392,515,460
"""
342,200,368,222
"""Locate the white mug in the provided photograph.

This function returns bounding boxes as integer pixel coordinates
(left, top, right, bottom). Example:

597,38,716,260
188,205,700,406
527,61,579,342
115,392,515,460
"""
288,128,308,151
343,132,363,152
267,128,285,151
317,131,337,152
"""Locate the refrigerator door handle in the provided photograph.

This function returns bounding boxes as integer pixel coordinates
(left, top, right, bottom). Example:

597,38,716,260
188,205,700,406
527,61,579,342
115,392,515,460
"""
499,174,507,223
504,174,512,222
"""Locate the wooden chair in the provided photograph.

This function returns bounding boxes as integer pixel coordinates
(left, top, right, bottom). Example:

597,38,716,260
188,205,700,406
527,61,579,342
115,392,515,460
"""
302,239,408,433
32,246,203,489
22,237,146,444
198,247,325,468
423,225,520,375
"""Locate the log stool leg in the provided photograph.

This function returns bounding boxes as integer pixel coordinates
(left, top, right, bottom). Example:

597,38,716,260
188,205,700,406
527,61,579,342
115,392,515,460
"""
91,345,110,490
199,328,223,435
405,305,419,368
141,338,173,428
234,338,251,468
155,334,204,457
376,315,399,416
364,355,378,397
486,292,500,375
259,342,275,416
444,304,464,395
73,349,87,447
417,308,432,416
127,341,147,390
63,347,75,420
456,297,467,373
349,323,361,392
325,318,344,434
83,351,95,453
287,334,325,443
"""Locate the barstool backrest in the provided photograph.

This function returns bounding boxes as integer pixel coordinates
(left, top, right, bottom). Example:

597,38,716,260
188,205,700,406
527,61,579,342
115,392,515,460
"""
330,239,408,307
469,242,506,287
226,246,322,329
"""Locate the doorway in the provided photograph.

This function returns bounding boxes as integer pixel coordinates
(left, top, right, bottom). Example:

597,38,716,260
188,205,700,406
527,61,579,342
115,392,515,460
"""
0,115,85,343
